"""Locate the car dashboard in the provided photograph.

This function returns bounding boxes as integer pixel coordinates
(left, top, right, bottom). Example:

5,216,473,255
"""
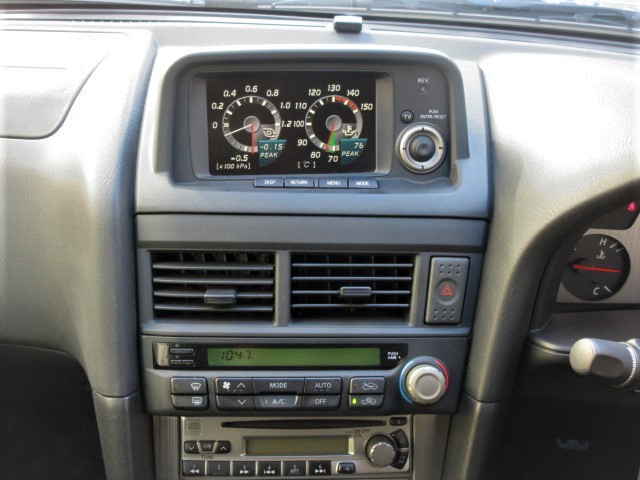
0,6,638,480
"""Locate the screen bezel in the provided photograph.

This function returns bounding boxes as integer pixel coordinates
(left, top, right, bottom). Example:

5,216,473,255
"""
189,67,394,180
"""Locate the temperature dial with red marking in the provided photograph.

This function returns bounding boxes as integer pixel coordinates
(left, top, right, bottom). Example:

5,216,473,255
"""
561,234,630,301
400,357,449,405
305,95,364,152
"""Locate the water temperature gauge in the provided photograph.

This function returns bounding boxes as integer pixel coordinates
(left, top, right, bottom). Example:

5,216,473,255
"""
561,234,630,301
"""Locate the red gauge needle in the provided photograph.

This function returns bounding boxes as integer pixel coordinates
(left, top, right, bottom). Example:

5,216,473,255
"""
251,124,255,154
571,264,621,274
325,125,336,151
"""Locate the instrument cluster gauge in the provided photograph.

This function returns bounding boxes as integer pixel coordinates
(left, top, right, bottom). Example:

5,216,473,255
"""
305,95,367,163
221,96,284,168
561,234,631,301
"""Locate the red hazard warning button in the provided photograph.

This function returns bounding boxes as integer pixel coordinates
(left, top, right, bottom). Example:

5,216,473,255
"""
440,283,454,297
436,281,457,301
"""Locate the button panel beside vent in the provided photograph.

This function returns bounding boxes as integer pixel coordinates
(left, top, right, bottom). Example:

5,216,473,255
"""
151,252,275,321
291,254,415,322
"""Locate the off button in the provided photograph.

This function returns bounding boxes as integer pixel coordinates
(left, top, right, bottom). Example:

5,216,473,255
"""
302,395,341,410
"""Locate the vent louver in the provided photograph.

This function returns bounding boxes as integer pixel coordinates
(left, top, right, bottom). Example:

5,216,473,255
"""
291,253,415,321
151,252,274,321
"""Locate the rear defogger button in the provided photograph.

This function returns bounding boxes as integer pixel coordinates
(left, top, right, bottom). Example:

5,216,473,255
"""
425,257,469,325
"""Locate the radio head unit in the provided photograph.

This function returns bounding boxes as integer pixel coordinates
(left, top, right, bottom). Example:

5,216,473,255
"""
180,416,411,478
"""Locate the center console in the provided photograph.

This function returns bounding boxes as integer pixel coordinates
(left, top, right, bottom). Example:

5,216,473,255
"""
136,46,490,480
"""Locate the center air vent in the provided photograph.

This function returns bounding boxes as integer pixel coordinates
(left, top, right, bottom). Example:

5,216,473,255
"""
151,252,274,321
291,253,415,322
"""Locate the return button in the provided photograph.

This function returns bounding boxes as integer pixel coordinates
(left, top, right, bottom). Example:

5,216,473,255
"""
253,378,304,394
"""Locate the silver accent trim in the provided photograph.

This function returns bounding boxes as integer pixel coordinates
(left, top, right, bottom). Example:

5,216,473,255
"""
397,124,446,174
620,344,638,388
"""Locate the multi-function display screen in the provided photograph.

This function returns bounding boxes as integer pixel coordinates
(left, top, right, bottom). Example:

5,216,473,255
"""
207,347,381,368
206,72,377,175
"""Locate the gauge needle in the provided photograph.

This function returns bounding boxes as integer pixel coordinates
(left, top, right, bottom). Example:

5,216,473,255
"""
571,264,621,273
325,125,336,151
224,124,252,137
251,124,255,154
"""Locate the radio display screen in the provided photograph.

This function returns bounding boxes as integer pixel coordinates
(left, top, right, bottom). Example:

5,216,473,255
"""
207,347,380,368
205,72,377,176
246,436,350,456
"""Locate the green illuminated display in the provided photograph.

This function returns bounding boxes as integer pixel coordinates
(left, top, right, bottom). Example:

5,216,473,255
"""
246,436,350,456
207,347,380,368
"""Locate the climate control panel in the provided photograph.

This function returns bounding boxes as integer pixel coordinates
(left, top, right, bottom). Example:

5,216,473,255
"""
142,336,468,417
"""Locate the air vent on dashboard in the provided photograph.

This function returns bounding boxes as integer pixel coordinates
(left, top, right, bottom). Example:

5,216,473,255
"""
151,252,274,321
291,253,415,322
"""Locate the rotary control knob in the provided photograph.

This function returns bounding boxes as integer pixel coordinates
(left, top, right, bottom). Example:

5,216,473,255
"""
397,124,446,174
366,435,397,468
402,360,449,405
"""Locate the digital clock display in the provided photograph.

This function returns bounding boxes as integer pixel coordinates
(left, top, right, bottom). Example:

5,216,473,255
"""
205,72,378,176
207,347,380,368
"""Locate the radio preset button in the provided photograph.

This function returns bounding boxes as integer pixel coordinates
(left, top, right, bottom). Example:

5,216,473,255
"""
182,460,205,477
233,461,256,477
258,461,281,476
207,461,231,476
337,462,356,475
284,461,306,476
171,377,208,395
184,441,199,454
348,394,384,410
215,378,253,395
304,378,342,394
309,461,331,476
350,377,385,394
302,395,341,410
216,395,255,411
199,440,215,453
214,441,232,454
257,395,302,410
253,378,304,394
172,395,208,410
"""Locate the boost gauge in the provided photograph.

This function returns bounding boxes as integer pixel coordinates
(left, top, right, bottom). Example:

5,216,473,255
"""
222,96,282,153
561,234,630,301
